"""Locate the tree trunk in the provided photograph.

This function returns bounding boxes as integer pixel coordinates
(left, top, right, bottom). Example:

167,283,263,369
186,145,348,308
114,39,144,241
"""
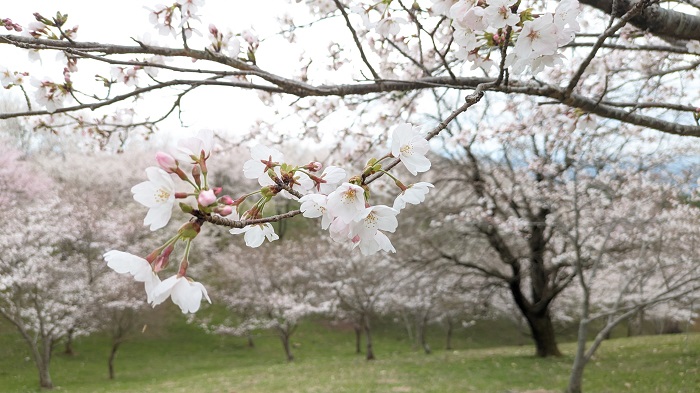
354,323,362,354
38,339,54,389
525,310,562,357
108,341,121,380
38,362,53,390
445,318,453,350
247,334,255,348
567,320,589,393
419,315,431,355
364,316,375,360
64,329,74,356
280,332,294,362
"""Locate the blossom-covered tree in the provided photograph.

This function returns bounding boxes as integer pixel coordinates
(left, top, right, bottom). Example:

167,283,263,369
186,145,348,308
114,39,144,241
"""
314,245,408,360
426,97,700,357
0,152,86,389
201,244,331,361
557,169,700,393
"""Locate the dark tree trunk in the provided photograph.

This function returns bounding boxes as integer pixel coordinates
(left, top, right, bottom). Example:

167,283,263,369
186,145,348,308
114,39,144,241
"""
247,334,255,348
280,332,294,362
364,316,375,360
64,329,75,356
525,310,562,357
108,341,122,380
419,315,431,355
354,323,362,354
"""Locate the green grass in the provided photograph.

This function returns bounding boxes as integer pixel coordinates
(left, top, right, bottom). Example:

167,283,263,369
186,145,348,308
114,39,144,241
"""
1,312,698,393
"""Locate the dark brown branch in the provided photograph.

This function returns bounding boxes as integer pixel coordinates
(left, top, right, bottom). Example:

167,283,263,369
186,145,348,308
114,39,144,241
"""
580,0,700,40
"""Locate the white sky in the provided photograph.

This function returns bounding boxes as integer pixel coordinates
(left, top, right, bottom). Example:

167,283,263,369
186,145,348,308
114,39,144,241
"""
1,0,329,146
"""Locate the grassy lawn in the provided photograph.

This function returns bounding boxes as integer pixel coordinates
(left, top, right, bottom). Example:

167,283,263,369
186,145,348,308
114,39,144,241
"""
1,311,698,393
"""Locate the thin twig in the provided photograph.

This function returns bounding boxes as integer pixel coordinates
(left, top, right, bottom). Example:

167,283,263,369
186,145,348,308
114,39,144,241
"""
332,0,380,80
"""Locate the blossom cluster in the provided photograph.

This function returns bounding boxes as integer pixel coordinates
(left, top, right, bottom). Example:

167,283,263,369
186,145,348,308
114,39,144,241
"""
104,123,435,313
433,0,580,73
299,123,434,255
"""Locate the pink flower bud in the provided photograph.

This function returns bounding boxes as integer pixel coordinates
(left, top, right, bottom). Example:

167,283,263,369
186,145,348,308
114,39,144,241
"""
213,205,233,216
198,189,216,206
156,152,178,173
220,195,234,205
212,187,222,195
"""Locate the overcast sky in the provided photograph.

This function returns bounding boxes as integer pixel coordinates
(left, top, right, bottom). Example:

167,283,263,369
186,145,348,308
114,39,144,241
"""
1,1,326,146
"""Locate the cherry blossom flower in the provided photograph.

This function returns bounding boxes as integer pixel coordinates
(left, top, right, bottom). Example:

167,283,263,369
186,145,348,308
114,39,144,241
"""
111,66,139,86
449,0,478,25
376,17,405,36
327,183,366,223
453,26,485,52
131,167,176,231
299,193,333,229
243,144,285,186
315,166,346,194
326,216,352,244
351,205,399,255
431,0,459,16
0,68,26,88
461,5,487,31
103,250,161,303
151,275,211,313
230,223,279,248
483,0,519,29
31,78,69,113
393,182,435,211
176,129,214,163
514,14,558,60
391,123,431,175
554,0,581,45
208,24,241,58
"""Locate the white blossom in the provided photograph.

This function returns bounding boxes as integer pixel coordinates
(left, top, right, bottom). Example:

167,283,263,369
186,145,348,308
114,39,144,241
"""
131,167,176,231
393,182,435,211
299,193,333,229
327,183,366,223
103,250,161,303
391,123,431,175
243,144,285,186
175,129,215,163
151,275,211,314
230,223,280,248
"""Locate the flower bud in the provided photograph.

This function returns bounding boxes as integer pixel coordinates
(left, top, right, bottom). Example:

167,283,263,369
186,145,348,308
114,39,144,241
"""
212,187,222,195
305,161,322,172
156,152,178,173
198,189,216,206
192,165,202,187
213,205,233,216
220,195,234,205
